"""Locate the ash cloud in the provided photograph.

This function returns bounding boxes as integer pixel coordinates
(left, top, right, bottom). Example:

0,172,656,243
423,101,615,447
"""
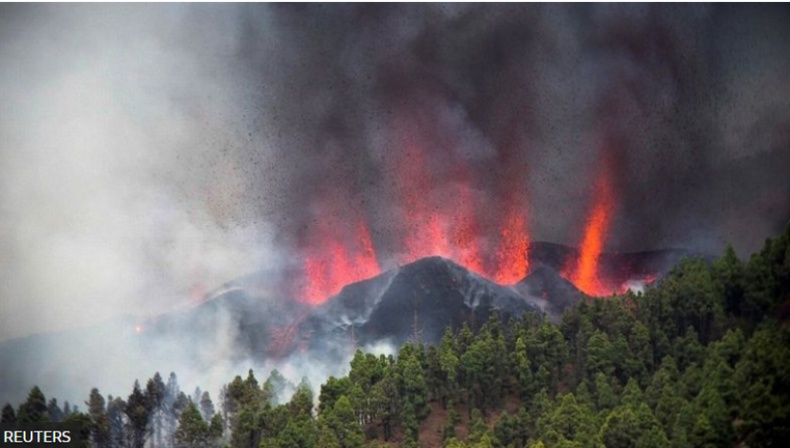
240,3,790,257
1,3,790,406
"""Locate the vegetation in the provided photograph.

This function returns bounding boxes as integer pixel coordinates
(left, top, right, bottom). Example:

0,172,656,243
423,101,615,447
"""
4,224,790,447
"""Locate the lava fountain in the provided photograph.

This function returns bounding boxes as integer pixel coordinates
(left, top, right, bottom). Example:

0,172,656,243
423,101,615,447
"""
491,201,530,284
564,146,617,296
298,195,381,304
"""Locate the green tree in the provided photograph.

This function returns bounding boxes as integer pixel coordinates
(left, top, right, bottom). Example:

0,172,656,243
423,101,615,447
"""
125,381,150,448
324,396,363,448
645,356,679,409
400,353,429,420
370,369,399,441
515,336,535,401
62,412,92,448
743,224,790,322
620,378,644,408
439,328,461,408
733,323,790,447
263,370,288,406
599,403,668,448
494,411,523,448
86,388,111,448
288,379,314,418
17,386,48,422
209,413,223,441
319,377,352,415
317,423,341,448
1,403,16,422
535,393,597,446
146,372,167,447
689,414,717,448
712,245,745,317
47,398,64,423
174,401,210,448
106,395,127,448
594,372,617,411
200,391,215,421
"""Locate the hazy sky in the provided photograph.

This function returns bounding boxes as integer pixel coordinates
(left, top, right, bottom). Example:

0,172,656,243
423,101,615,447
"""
1,4,789,342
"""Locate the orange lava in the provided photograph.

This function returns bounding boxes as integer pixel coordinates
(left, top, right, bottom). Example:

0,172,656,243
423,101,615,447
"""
397,143,453,262
448,175,486,277
298,201,381,305
492,205,530,284
565,150,616,296
297,117,539,304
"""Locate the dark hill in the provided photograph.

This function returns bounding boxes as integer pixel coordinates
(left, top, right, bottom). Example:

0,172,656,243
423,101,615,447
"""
303,257,541,352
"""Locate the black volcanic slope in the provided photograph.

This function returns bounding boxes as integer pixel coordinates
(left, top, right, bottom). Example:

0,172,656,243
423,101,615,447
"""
138,244,702,360
304,257,542,350
121,245,706,362
515,265,584,318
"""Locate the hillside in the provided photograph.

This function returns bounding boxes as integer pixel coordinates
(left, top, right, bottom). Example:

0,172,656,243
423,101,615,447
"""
4,225,790,448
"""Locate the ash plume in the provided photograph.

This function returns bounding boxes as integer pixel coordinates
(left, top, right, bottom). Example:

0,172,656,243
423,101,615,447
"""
231,3,790,266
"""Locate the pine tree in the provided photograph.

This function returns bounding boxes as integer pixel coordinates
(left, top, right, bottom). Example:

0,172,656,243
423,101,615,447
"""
319,376,352,415
125,381,150,448
263,370,288,406
733,323,790,447
106,396,127,448
594,372,617,411
86,389,110,448
536,393,597,446
515,336,535,401
47,398,64,423
1,403,16,423
200,391,215,421
325,396,363,448
174,401,210,448
62,411,92,448
18,386,48,422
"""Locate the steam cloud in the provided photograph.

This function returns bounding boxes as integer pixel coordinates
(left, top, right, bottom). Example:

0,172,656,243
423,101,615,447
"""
1,4,789,404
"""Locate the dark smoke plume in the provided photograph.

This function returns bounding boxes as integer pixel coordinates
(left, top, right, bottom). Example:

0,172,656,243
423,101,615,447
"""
234,4,790,260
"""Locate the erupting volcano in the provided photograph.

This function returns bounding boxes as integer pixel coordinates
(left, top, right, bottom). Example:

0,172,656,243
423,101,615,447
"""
295,119,539,304
290,93,682,304
293,120,651,305
294,139,637,304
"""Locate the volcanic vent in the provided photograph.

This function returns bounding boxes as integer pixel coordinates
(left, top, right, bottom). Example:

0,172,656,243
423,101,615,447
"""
289,144,644,307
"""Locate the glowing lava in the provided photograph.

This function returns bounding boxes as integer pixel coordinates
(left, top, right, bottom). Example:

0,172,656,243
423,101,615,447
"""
298,200,381,305
396,143,453,262
297,121,537,303
491,205,530,284
564,150,616,296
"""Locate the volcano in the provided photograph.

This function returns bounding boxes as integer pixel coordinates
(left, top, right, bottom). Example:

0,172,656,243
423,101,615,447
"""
0,242,701,404
135,242,702,361
159,242,702,361
303,256,541,351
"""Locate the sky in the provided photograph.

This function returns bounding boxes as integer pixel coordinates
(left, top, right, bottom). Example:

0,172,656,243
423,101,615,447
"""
1,3,789,343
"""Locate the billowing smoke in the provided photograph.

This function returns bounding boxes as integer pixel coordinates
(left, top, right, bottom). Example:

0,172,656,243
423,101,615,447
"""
236,3,790,297
1,3,789,405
